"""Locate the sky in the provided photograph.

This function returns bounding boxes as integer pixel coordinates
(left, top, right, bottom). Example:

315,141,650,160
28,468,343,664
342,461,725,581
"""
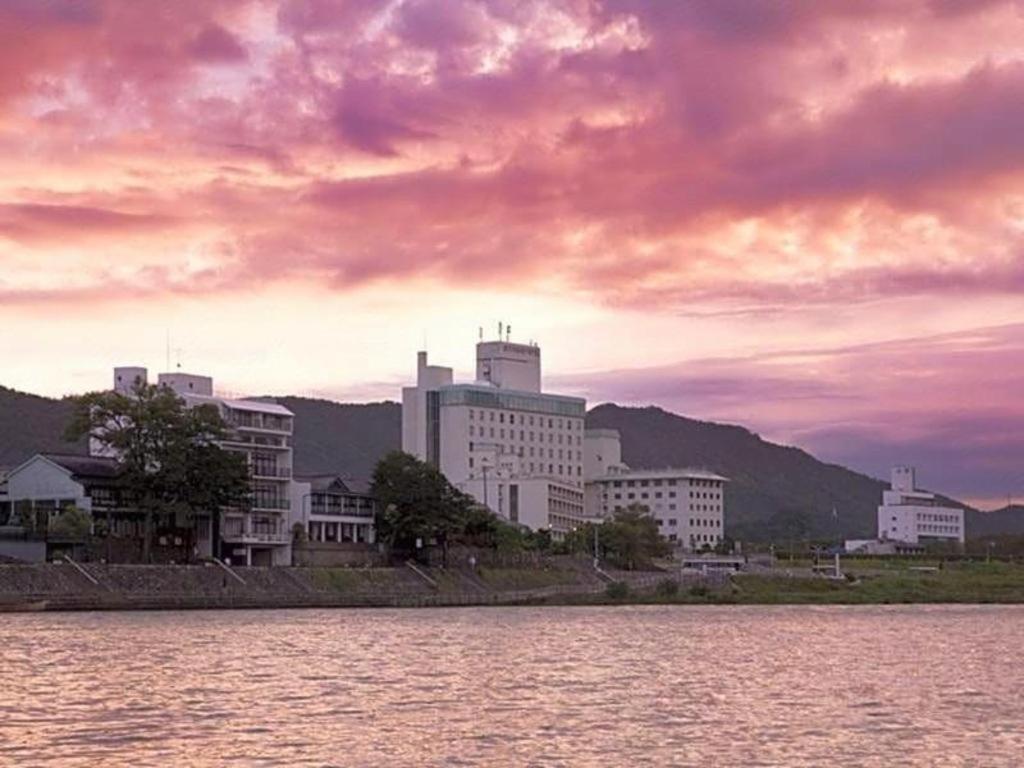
1,0,1023,507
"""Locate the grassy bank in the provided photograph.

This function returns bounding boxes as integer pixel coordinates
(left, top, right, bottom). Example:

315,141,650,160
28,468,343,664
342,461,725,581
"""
567,561,1024,606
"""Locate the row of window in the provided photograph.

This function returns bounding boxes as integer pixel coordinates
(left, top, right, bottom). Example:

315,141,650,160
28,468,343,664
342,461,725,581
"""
607,477,723,489
468,409,582,431
915,512,959,523
468,425,582,447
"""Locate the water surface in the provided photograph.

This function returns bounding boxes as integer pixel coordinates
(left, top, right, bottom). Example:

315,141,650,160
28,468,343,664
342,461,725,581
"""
2,605,1021,766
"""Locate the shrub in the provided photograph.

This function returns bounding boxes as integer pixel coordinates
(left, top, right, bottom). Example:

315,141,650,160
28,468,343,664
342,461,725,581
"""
655,578,679,598
605,581,630,600
688,584,709,598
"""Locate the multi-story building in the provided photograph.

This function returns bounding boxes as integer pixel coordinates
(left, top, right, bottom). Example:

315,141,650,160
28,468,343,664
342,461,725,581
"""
402,338,589,536
878,466,964,545
584,429,728,551
103,367,297,566
291,475,376,545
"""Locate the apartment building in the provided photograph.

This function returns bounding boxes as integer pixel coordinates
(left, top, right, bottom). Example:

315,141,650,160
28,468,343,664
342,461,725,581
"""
105,367,297,566
402,338,589,536
584,429,728,551
878,465,965,545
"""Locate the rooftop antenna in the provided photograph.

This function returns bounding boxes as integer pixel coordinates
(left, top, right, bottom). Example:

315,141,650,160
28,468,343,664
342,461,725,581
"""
498,321,503,340
507,324,511,342
479,326,483,342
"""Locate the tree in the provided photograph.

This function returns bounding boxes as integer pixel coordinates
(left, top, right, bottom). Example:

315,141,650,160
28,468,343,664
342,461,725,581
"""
371,451,473,563
65,382,250,562
565,504,671,570
599,504,671,570
48,506,92,540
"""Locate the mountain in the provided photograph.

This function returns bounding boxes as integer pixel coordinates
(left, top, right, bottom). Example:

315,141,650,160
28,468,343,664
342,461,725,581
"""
586,404,890,540
276,397,400,481
0,385,1007,541
0,386,86,468
966,505,1024,537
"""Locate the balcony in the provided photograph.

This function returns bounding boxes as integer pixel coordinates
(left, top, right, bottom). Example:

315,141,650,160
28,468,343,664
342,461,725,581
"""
251,498,291,512
252,466,292,480
309,504,375,519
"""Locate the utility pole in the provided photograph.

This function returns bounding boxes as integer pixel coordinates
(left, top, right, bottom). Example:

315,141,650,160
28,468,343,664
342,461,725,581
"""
482,464,489,509
593,523,599,568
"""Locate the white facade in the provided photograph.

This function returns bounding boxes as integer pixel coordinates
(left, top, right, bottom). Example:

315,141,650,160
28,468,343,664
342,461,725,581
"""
878,465,964,545
290,476,376,545
584,429,728,551
475,340,542,393
100,367,297,566
402,340,590,534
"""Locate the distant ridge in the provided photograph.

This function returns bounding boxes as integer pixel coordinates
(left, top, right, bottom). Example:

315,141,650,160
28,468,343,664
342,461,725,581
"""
0,384,1008,541
0,386,86,467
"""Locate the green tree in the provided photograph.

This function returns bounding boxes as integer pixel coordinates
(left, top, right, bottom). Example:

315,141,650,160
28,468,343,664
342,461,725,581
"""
48,506,92,540
66,382,251,562
566,504,671,570
371,451,473,563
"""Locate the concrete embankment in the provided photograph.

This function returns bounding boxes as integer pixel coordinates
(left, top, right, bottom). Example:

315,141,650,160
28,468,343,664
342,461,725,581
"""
0,561,669,612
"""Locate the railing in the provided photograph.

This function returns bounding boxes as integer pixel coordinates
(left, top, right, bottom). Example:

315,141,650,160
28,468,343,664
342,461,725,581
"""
220,528,291,544
309,505,374,518
251,499,291,511
252,466,292,479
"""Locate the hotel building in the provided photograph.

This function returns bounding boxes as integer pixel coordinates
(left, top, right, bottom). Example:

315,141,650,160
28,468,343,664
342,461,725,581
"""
878,465,965,545
584,429,728,551
103,367,297,566
401,339,588,535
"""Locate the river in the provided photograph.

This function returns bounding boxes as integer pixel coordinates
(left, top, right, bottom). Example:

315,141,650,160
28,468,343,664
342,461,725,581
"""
1,605,1021,766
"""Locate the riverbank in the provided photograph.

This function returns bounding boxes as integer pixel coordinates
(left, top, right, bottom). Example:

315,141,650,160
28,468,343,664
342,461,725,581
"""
2,559,1023,612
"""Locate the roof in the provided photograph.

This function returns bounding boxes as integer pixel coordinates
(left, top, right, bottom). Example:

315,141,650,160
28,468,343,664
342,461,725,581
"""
40,453,123,481
294,474,373,496
589,467,729,483
181,393,294,417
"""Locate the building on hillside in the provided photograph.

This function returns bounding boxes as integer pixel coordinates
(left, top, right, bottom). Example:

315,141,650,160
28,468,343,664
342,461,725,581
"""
401,337,590,537
583,429,728,551
290,475,376,544
878,465,964,545
99,367,297,566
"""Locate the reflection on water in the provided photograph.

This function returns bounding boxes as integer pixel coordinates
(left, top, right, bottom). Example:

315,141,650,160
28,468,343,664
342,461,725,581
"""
1,605,1022,766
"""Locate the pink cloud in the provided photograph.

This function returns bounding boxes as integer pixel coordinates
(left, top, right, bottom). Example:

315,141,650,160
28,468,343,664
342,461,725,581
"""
3,0,1024,308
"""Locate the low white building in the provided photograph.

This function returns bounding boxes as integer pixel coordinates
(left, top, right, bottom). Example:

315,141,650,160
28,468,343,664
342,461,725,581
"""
878,465,964,545
291,475,376,545
584,429,728,551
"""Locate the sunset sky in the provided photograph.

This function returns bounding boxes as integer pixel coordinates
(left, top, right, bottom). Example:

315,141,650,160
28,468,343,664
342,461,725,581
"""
2,0,1023,507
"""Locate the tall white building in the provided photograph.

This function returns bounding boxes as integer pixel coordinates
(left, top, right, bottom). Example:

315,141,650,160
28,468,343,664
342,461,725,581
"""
401,339,588,536
878,465,965,545
102,367,297,566
584,429,728,551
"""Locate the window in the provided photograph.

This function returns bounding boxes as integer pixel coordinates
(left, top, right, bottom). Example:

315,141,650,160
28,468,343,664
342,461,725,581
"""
669,519,677,526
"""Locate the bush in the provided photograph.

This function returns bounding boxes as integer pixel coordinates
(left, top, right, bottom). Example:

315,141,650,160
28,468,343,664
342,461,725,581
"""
688,584,709,598
48,507,92,540
605,581,630,600
655,578,679,598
